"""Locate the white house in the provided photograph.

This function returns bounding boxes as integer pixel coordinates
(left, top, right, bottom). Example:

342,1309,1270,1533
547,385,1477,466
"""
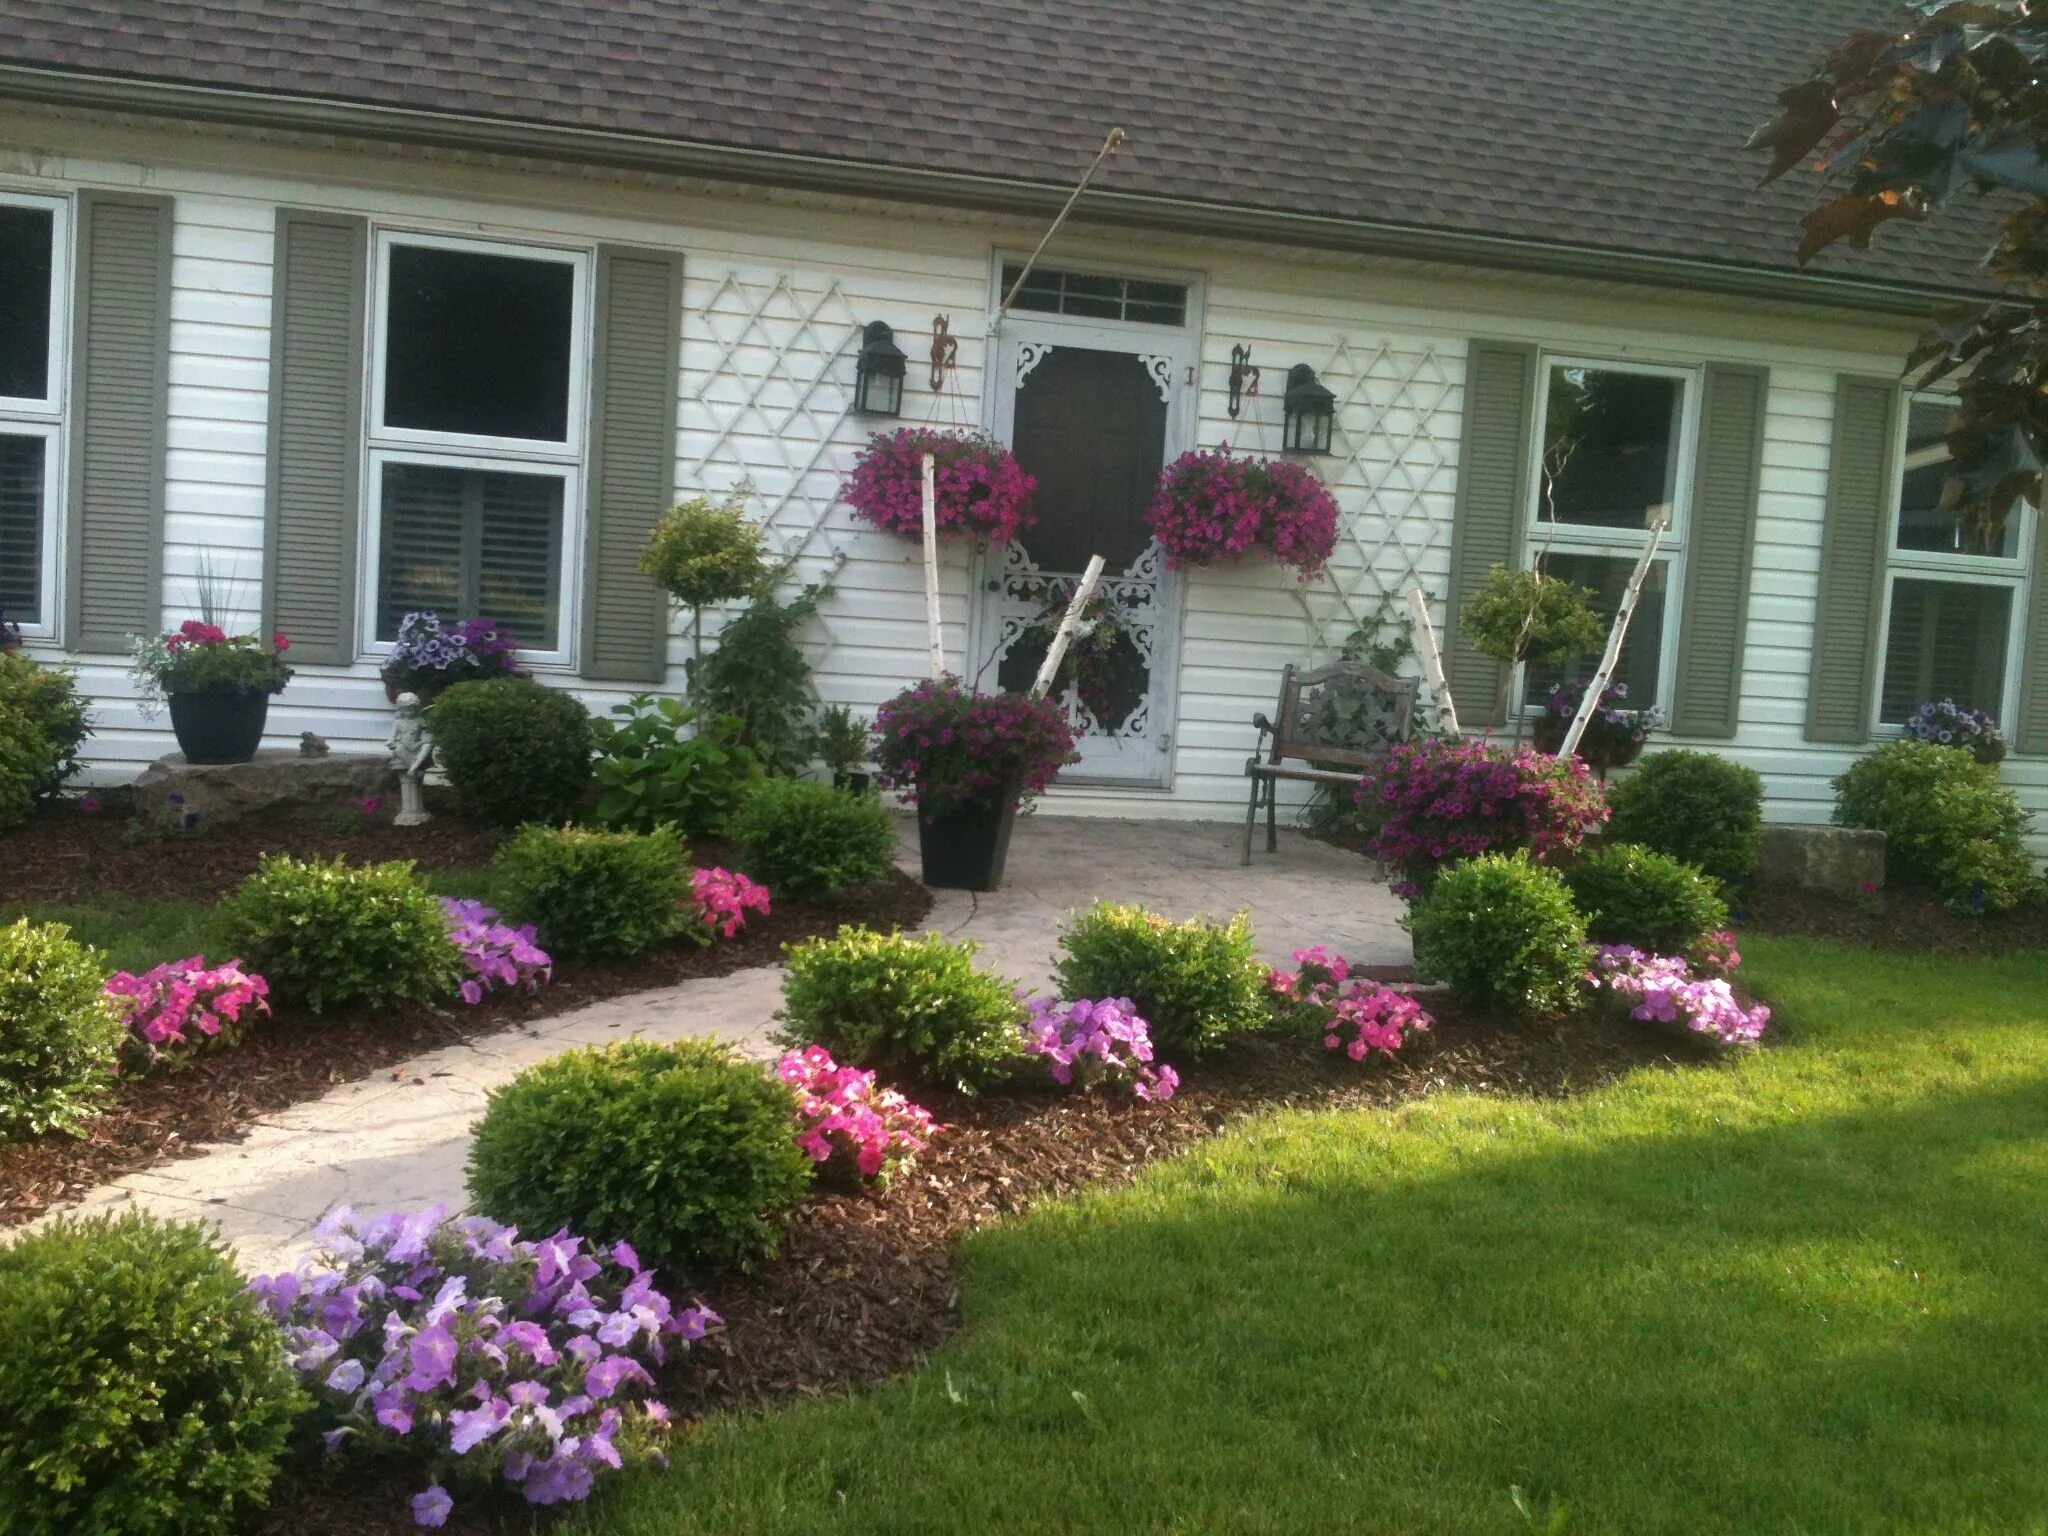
2,1,2043,850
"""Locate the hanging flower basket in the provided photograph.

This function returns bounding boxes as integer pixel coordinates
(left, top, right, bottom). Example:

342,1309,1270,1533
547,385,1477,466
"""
1145,444,1340,579
843,428,1036,544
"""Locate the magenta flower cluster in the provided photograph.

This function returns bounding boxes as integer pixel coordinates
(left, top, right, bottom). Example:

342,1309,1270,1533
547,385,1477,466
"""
1355,738,1607,894
1586,946,1771,1048
1145,444,1341,578
1021,995,1179,1102
103,954,270,1069
691,866,772,939
248,1205,716,1528
1687,928,1742,977
776,1045,940,1183
843,428,1037,544
873,674,1080,818
439,898,552,1007
1266,946,1432,1062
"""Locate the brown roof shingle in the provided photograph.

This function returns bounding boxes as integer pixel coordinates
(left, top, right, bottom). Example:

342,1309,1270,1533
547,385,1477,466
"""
2,0,1995,296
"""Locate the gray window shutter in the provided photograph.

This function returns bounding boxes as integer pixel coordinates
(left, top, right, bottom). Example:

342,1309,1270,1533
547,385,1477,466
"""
1671,364,1769,739
263,209,366,666
581,245,682,684
2016,507,2048,755
1805,375,1898,743
1442,339,1536,728
65,190,172,652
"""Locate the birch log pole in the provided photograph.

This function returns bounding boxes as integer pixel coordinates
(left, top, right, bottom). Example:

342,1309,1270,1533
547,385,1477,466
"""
921,453,945,678
1557,520,1666,759
1405,584,1460,739
1028,555,1108,701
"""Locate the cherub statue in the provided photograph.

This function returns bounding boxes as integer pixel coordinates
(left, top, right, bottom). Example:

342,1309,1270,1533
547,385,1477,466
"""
388,691,434,827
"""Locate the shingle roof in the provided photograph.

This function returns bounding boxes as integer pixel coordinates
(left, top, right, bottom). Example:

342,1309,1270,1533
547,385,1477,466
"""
3,1,1996,297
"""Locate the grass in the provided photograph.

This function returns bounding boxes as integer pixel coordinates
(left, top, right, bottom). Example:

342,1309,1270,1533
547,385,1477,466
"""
585,936,2048,1536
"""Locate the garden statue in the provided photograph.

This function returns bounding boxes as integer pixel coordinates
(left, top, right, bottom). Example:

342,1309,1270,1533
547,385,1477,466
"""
388,691,433,826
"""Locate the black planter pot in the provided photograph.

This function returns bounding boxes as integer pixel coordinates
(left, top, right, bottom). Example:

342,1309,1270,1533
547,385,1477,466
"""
916,786,1021,892
167,690,271,765
832,770,873,796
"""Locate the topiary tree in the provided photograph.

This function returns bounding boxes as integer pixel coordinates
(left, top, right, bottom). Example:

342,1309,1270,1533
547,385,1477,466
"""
1460,565,1607,728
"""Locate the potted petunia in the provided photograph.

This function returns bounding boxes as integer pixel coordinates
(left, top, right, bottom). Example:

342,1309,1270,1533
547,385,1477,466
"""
1532,677,1663,770
381,612,520,703
873,675,1079,891
130,620,293,765
843,427,1036,544
1145,444,1340,579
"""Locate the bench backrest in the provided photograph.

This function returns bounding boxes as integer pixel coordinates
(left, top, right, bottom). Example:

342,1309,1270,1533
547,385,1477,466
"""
1270,661,1419,768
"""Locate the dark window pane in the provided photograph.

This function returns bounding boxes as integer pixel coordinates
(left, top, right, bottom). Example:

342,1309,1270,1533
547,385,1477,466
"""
1523,552,1668,708
0,205,54,402
1895,397,2019,558
383,245,573,442
1539,367,1682,530
994,264,1187,326
0,433,46,624
1880,577,2012,723
378,462,565,649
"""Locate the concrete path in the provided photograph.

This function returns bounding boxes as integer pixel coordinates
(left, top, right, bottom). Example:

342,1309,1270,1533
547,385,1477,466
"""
50,817,1406,1272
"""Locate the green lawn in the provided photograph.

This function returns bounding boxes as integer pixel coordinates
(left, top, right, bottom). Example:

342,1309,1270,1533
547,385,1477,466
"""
586,937,2048,1536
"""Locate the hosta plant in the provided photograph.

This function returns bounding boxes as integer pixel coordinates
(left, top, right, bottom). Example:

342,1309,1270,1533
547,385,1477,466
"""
104,955,271,1071
1020,995,1179,1102
776,1045,940,1185
248,1205,716,1528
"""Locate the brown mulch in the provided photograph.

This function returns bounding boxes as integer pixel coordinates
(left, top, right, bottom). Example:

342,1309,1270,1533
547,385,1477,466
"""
1736,879,2048,958
252,1003,1697,1536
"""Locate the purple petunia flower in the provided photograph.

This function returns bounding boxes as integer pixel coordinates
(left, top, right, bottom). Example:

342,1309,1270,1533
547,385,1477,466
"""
411,1485,453,1528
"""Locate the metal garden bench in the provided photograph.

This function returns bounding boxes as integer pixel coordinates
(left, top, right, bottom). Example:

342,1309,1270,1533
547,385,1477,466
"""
1242,660,1418,864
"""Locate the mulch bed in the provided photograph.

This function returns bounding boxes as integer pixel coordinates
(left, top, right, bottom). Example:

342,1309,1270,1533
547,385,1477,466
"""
1737,879,2048,958
1,794,932,1228
251,1002,1700,1536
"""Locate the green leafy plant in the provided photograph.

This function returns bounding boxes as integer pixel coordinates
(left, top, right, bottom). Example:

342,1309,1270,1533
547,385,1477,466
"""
493,823,693,959
0,918,124,1140
1410,851,1590,1018
0,650,89,806
691,579,832,775
639,487,773,661
590,695,762,838
1054,903,1269,1061
0,1210,304,1536
1462,565,1605,669
0,699,45,833
218,856,462,1012
731,778,896,899
1833,739,2040,914
127,620,292,712
466,1037,811,1274
778,926,1026,1092
429,677,592,830
1606,749,1765,887
813,702,873,779
1565,843,1729,954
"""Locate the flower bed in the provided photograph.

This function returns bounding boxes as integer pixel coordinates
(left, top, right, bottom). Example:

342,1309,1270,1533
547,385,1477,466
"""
843,428,1036,544
1145,445,1340,578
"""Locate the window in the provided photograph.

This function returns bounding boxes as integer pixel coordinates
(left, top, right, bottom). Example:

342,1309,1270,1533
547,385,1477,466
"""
999,264,1187,326
365,233,588,661
0,193,66,636
1875,395,2029,727
1522,360,1694,710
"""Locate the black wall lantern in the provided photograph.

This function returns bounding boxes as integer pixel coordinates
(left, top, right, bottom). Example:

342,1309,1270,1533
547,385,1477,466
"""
854,320,907,416
1282,364,1336,454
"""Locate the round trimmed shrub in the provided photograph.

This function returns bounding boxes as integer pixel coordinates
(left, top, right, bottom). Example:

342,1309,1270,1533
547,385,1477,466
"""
1606,749,1764,887
777,926,1025,1091
1565,843,1729,953
466,1037,811,1273
0,918,123,1140
1410,851,1589,1018
1054,902,1270,1061
1834,738,2040,914
0,650,89,809
429,676,592,829
0,699,47,833
218,855,462,1013
493,823,693,959
732,778,895,898
0,1210,304,1536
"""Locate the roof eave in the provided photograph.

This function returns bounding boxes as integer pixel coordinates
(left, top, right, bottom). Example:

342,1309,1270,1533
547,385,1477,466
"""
0,63,1969,320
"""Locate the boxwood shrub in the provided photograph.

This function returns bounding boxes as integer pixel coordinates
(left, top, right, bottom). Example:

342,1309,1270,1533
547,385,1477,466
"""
493,823,694,959
218,855,462,1012
1410,851,1589,1018
1833,738,2040,913
1054,902,1269,1061
429,676,592,829
732,778,895,898
0,917,124,1140
1605,749,1764,887
1564,843,1729,954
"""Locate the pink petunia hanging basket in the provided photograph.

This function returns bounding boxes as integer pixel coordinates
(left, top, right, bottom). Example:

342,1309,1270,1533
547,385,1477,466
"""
842,428,1037,544
1145,444,1340,579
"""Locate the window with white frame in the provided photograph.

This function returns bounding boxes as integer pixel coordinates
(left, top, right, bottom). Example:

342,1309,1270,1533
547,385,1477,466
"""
364,232,588,661
1522,359,1695,710
1875,394,2030,727
0,193,67,638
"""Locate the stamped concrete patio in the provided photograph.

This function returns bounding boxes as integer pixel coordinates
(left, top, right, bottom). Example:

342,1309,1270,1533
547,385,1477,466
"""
50,817,1407,1271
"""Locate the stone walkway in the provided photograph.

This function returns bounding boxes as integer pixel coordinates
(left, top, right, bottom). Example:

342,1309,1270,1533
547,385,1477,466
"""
53,817,1407,1271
